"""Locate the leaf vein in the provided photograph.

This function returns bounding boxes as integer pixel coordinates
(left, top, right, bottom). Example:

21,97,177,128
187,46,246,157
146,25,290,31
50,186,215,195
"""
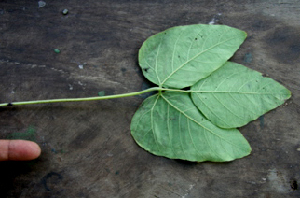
150,95,160,149
211,92,244,121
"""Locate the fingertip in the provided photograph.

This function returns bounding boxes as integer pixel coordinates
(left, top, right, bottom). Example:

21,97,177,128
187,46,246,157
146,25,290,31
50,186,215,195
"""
3,140,41,161
20,140,41,161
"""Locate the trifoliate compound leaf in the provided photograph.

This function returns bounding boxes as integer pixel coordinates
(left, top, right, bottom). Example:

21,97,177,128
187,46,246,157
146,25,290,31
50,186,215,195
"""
130,92,251,162
139,24,247,89
191,62,291,128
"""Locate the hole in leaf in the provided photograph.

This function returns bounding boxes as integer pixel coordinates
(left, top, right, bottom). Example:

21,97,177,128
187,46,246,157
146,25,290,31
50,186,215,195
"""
143,68,149,72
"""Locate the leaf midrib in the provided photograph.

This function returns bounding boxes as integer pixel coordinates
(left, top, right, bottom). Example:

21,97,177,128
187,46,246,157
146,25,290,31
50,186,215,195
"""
191,91,287,95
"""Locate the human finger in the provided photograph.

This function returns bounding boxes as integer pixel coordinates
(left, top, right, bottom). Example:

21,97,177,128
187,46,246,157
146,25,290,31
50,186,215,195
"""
0,140,41,161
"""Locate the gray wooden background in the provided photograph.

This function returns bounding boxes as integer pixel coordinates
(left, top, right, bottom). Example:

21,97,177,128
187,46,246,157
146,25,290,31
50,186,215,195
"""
0,0,299,197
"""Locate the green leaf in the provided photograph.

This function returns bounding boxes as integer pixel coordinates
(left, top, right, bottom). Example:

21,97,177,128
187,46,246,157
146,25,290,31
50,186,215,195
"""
191,62,291,128
139,24,247,89
130,92,251,162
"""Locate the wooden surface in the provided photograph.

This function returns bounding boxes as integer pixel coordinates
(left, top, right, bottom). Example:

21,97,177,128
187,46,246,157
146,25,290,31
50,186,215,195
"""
0,0,300,197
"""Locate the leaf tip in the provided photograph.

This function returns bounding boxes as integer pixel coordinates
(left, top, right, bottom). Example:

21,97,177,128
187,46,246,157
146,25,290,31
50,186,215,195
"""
243,31,247,39
287,89,292,98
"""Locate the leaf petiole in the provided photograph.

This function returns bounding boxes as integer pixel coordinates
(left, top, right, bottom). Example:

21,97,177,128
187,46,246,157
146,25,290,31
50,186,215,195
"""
0,87,188,107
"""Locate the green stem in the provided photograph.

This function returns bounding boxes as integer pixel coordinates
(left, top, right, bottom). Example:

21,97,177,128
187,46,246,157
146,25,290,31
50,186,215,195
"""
0,87,187,107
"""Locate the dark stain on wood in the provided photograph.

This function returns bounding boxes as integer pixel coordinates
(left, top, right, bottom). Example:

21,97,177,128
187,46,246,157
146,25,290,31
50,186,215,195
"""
266,26,300,64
